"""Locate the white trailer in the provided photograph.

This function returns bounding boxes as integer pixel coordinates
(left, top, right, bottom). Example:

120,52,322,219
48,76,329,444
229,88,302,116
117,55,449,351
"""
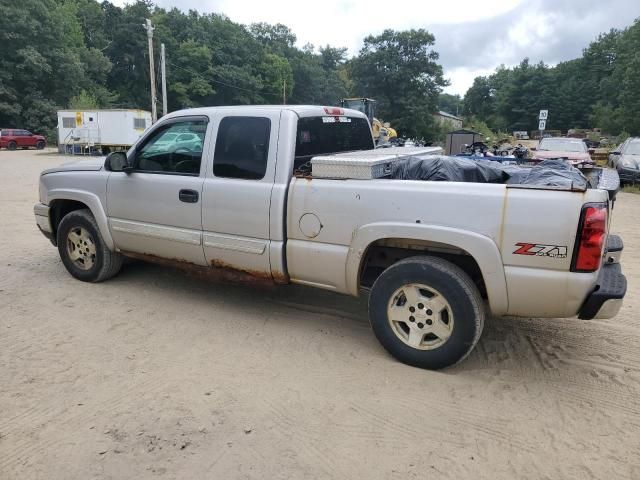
57,109,152,154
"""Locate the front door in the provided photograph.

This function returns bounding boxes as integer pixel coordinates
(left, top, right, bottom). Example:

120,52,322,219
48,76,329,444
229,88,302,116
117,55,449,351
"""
106,116,209,265
201,112,280,276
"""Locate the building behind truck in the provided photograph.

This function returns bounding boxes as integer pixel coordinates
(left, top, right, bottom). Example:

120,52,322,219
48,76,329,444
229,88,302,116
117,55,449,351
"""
57,109,152,155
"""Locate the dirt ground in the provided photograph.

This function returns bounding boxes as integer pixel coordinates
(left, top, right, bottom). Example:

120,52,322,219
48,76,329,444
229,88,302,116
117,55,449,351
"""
1,149,639,480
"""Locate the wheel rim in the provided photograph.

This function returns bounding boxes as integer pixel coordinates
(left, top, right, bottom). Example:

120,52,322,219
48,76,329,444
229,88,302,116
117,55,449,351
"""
66,226,96,270
387,283,454,350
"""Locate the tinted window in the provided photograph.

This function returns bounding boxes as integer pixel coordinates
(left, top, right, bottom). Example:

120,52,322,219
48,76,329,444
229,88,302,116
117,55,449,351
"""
294,116,373,166
134,120,206,175
213,117,271,180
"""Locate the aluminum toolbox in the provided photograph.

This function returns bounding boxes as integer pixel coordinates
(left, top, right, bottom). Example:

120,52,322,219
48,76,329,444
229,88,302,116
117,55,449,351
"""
311,146,443,180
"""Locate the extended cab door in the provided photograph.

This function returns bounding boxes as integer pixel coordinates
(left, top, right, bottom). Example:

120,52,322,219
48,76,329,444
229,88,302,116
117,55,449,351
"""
200,112,281,276
106,116,209,265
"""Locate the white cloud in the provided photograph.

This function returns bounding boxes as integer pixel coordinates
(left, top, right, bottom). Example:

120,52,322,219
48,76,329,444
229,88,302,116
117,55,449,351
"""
110,0,640,94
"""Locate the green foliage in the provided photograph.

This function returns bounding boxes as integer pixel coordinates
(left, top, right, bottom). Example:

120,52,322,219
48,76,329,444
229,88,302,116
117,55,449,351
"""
68,90,100,109
437,93,463,116
350,29,448,139
0,1,448,141
465,20,640,136
259,53,293,102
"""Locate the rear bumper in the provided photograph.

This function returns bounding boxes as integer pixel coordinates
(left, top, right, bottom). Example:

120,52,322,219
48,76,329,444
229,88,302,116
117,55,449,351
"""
578,262,627,320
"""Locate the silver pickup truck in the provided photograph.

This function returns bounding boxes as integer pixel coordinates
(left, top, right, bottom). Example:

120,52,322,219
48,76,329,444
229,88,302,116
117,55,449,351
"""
34,105,627,369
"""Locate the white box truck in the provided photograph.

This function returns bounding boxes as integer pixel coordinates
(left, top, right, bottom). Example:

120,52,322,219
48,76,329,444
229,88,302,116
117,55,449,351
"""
57,109,152,154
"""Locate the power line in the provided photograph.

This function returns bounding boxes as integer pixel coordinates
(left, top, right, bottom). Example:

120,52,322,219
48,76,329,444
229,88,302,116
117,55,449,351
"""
168,61,288,101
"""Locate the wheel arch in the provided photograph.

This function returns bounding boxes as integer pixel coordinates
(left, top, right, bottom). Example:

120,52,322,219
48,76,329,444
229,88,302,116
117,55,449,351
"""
346,222,508,315
48,190,114,250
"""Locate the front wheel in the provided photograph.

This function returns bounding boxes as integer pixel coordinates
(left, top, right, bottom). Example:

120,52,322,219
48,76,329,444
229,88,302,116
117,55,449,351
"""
369,256,485,370
57,209,123,282
36,140,45,150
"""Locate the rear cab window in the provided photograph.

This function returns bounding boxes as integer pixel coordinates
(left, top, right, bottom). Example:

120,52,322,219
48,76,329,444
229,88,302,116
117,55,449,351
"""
294,115,373,170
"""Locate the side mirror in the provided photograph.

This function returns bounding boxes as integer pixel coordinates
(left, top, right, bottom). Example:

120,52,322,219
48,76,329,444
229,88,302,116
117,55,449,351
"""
611,151,621,155
104,151,131,172
530,147,537,151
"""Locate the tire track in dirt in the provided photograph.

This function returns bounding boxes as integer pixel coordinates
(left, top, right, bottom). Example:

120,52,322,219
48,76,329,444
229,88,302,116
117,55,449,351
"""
0,374,170,471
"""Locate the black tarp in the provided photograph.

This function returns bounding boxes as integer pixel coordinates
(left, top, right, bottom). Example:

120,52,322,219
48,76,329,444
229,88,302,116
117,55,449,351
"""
391,155,588,189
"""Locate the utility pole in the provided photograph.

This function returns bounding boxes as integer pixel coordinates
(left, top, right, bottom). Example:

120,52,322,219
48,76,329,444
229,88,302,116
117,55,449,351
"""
143,19,157,123
283,78,286,105
160,43,167,117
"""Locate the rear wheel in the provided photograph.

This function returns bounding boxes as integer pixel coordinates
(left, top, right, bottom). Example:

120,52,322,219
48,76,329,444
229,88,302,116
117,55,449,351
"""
57,209,123,282
369,256,485,370
7,141,17,150
36,140,45,150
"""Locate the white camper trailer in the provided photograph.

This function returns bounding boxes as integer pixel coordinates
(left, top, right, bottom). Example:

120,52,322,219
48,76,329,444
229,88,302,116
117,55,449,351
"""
57,109,152,154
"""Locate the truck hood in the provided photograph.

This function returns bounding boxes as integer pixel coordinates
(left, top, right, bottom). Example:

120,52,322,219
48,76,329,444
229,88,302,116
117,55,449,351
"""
533,150,592,164
42,157,105,175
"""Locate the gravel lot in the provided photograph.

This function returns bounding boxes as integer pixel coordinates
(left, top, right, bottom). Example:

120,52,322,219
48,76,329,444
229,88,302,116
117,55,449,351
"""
2,149,640,479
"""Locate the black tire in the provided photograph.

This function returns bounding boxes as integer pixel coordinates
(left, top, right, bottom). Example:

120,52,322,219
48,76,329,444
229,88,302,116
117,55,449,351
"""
7,141,17,150
369,256,485,370
57,209,123,282
36,140,45,150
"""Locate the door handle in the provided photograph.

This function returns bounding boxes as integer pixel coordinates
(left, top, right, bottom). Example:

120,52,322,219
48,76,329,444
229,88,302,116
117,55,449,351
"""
179,189,199,203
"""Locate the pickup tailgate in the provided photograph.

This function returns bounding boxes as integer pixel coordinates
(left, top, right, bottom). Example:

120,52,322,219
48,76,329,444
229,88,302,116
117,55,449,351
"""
500,182,617,318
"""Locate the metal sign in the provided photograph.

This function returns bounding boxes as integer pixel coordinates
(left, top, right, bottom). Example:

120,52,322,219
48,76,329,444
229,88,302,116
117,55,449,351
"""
539,110,548,120
539,120,546,131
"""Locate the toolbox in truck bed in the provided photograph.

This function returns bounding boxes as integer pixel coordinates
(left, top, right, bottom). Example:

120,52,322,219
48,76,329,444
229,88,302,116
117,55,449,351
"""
310,146,442,179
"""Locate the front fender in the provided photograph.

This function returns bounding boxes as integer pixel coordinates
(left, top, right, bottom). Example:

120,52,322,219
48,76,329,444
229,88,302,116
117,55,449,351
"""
345,222,508,315
48,189,115,250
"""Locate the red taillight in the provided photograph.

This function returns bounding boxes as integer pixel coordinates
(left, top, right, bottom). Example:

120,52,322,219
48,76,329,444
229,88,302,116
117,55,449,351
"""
572,204,607,272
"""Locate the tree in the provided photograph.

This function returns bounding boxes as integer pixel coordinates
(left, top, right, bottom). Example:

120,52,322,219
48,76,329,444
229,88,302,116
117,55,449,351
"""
463,19,640,135
438,93,463,116
350,29,448,139
259,53,293,103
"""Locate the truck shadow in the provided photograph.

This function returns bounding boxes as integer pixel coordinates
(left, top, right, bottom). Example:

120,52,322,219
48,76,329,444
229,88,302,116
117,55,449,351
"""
114,260,638,385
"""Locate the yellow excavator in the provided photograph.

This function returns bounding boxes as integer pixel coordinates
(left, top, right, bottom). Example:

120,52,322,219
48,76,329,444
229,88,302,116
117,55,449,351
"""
339,98,397,145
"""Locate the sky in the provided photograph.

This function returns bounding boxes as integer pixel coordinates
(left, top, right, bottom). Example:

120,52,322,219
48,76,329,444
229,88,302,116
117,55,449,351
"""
112,0,640,95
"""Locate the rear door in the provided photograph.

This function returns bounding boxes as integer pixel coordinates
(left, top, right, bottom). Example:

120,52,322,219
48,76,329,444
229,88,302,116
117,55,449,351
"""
201,111,280,276
16,130,32,147
106,116,209,265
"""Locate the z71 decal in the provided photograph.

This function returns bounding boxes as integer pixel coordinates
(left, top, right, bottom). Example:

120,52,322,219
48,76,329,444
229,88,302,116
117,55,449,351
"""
513,243,568,258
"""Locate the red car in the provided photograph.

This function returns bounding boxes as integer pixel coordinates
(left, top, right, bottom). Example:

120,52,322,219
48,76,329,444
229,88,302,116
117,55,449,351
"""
0,129,47,150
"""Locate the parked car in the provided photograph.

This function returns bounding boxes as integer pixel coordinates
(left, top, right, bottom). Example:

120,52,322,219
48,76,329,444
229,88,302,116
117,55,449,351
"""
33,105,626,370
146,131,203,155
533,137,594,167
0,129,46,150
609,137,640,185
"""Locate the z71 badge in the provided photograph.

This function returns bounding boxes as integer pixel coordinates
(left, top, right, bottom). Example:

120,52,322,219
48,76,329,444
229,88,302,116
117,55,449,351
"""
513,243,568,258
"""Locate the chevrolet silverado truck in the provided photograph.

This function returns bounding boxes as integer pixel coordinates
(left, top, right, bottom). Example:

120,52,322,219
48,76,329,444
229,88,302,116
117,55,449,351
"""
34,106,627,370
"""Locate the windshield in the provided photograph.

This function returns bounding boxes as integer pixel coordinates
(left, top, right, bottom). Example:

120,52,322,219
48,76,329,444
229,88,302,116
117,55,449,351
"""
625,141,640,155
294,116,373,167
538,138,587,153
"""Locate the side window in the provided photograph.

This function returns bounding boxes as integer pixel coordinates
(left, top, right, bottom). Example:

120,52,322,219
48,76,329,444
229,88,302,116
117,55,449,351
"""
133,118,147,130
213,117,270,180
134,119,207,175
62,117,76,128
